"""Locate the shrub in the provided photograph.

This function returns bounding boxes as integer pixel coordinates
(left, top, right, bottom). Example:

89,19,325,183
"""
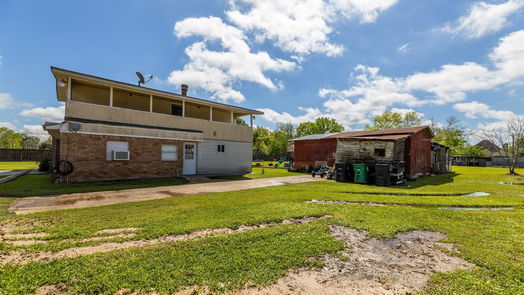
39,158,50,172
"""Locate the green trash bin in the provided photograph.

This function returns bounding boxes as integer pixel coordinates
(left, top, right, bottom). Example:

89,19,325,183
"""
353,163,368,184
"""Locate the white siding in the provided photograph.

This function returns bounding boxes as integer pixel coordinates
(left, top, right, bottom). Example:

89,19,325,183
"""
197,140,252,174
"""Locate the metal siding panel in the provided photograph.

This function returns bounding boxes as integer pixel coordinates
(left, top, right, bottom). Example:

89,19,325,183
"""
197,140,252,174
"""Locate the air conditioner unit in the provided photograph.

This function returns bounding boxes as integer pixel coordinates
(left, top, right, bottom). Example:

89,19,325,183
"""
112,150,130,161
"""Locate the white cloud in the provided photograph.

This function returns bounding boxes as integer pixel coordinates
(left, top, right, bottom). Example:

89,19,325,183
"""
453,101,515,121
19,105,65,122
442,0,524,39
257,107,323,125
0,93,14,109
0,122,16,129
397,43,410,54
21,124,49,140
227,0,343,57
490,29,524,81
328,0,399,23
227,0,397,57
168,17,295,102
404,62,496,104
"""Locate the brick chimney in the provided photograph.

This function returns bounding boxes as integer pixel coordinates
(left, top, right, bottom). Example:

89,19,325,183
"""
181,84,188,96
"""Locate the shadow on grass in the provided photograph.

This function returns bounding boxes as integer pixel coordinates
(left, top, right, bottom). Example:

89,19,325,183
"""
399,172,458,189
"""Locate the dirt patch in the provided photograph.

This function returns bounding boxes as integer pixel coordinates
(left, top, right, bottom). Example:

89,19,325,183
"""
235,225,475,295
95,227,139,234
0,219,35,235
309,200,386,206
32,283,74,295
0,220,49,246
0,215,331,265
79,233,137,242
6,240,48,246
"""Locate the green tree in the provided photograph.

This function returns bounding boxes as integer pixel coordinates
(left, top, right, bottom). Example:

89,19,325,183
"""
0,127,23,149
39,137,53,150
20,135,41,149
431,116,468,155
296,117,344,137
264,123,296,158
235,117,248,126
276,122,295,139
365,111,423,130
267,130,289,157
252,126,271,159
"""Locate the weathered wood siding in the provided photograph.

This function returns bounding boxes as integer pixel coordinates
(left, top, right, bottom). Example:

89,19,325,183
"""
405,130,432,175
197,140,252,175
335,139,402,163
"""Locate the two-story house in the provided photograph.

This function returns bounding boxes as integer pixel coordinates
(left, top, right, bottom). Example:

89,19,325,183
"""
43,67,263,182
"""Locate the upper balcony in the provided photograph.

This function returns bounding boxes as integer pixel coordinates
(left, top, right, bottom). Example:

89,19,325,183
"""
51,67,263,142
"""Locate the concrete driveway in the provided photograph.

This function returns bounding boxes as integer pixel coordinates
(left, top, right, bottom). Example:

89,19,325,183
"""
9,175,322,215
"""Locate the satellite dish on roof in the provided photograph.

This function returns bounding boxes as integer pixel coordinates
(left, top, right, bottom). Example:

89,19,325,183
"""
136,72,153,87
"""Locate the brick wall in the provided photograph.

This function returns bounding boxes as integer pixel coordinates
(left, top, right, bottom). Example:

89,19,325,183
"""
58,133,183,182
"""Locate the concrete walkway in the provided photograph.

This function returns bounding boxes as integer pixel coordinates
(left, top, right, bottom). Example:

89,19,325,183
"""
9,175,322,215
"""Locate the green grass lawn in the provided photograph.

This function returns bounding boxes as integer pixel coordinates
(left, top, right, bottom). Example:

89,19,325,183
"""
252,160,290,167
0,174,188,197
0,161,39,171
0,166,523,294
211,167,305,180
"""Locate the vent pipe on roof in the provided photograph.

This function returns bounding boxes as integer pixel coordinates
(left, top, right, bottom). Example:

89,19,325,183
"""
181,84,188,96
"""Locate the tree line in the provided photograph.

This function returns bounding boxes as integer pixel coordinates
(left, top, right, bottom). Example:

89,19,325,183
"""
0,127,51,149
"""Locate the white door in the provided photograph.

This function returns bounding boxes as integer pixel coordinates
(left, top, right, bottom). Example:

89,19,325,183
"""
183,142,197,175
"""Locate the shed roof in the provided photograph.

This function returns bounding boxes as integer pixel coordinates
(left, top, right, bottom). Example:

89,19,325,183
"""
343,134,411,141
292,125,432,142
291,133,338,141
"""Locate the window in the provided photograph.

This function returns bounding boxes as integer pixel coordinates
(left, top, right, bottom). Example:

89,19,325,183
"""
184,144,195,160
106,141,129,161
217,144,225,152
374,148,386,157
161,145,178,161
171,102,183,116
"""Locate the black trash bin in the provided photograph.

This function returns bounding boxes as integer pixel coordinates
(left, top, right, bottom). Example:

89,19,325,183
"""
335,163,348,182
375,163,391,186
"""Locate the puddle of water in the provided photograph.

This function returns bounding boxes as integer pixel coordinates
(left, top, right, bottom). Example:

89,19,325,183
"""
497,182,524,186
438,207,514,211
345,192,465,197
464,192,490,197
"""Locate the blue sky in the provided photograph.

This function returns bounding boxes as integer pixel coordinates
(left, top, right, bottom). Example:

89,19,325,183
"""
1,0,523,141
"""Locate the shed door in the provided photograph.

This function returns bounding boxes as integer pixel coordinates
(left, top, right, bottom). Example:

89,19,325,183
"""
183,142,197,175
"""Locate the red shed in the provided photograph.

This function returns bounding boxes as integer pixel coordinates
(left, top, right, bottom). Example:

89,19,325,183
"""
291,126,434,176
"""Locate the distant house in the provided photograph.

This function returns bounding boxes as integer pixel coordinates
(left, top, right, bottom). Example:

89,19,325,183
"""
474,140,502,156
291,126,444,176
43,67,263,182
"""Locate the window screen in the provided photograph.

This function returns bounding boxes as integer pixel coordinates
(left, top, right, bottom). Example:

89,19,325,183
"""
161,145,178,161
